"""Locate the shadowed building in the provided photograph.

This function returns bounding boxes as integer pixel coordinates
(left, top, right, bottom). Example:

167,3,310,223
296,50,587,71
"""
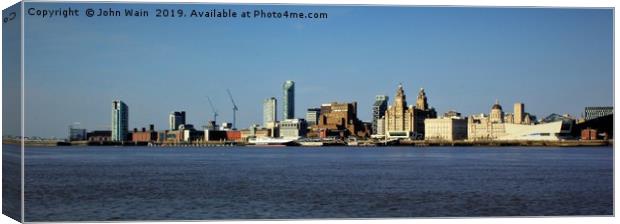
305,108,320,127
372,95,389,135
317,102,368,138
584,106,613,121
169,111,186,130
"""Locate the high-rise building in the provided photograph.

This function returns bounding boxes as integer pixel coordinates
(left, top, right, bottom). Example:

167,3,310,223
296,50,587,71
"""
514,102,524,124
263,97,277,128
283,80,295,119
372,95,389,135
169,111,186,130
305,108,320,126
111,100,128,141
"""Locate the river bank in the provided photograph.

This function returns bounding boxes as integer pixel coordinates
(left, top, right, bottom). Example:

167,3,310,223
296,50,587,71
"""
4,139,613,147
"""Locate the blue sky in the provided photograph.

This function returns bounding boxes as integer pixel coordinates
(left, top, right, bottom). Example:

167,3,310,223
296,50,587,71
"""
21,3,613,138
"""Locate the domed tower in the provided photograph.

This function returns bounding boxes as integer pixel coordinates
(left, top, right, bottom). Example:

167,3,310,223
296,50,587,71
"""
416,88,428,110
490,100,504,123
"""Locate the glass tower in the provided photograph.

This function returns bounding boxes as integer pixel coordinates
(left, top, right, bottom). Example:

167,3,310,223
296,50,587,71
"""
283,80,295,119
111,100,128,141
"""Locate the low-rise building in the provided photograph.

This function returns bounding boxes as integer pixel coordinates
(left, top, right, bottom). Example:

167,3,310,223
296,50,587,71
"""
87,131,112,142
132,125,157,143
280,118,308,139
424,117,468,141
69,127,87,141
204,130,228,141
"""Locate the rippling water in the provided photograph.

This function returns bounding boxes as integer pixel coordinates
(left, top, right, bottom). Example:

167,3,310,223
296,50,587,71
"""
18,146,613,221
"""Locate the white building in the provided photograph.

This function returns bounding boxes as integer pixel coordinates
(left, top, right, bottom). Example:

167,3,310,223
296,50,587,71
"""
280,118,307,139
424,117,468,141
263,97,277,128
498,121,567,141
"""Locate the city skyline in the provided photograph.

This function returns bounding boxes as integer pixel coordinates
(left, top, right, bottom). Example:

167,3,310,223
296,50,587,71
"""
17,3,613,138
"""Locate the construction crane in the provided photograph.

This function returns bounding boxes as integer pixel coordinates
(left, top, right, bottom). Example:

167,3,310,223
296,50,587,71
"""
226,89,239,130
206,96,219,124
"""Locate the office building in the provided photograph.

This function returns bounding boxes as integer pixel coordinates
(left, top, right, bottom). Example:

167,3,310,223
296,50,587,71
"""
111,100,128,141
424,117,468,141
384,84,415,139
68,125,86,141
169,111,186,130
372,95,389,135
384,85,436,139
263,97,277,128
283,80,295,119
305,108,321,126
280,118,308,139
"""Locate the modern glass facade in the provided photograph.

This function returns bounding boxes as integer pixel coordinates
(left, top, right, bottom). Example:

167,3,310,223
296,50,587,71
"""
111,100,128,141
283,80,295,119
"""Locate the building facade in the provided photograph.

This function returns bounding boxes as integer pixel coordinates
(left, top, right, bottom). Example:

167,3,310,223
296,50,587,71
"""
424,117,468,141
169,111,186,130
305,108,321,127
584,106,613,121
263,97,277,128
132,125,157,143
317,102,368,138
383,85,436,139
468,101,568,141
280,118,308,139
384,85,415,139
87,130,112,142
283,80,295,119
111,100,128,141
372,95,389,135
514,102,524,124
68,126,86,141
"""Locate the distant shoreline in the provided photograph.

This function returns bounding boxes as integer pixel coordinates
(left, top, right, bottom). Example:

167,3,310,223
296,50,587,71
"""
3,139,613,148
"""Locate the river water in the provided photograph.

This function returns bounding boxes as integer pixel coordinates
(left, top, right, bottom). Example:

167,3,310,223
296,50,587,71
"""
14,146,613,221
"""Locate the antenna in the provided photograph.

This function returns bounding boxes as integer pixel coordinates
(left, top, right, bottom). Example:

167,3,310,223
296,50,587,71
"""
226,89,239,130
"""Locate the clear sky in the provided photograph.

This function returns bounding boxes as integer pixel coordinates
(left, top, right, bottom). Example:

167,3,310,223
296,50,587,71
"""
21,3,613,138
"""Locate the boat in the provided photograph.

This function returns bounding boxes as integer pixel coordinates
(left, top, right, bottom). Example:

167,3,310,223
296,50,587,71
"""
248,137,298,146
296,138,324,147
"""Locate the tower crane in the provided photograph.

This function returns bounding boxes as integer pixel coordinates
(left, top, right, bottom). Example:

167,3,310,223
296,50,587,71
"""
226,89,239,130
206,96,219,125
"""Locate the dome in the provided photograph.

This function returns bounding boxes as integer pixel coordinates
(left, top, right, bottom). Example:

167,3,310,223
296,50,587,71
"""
491,103,502,110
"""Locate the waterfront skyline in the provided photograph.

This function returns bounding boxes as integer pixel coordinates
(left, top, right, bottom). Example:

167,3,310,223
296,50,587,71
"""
19,3,613,138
